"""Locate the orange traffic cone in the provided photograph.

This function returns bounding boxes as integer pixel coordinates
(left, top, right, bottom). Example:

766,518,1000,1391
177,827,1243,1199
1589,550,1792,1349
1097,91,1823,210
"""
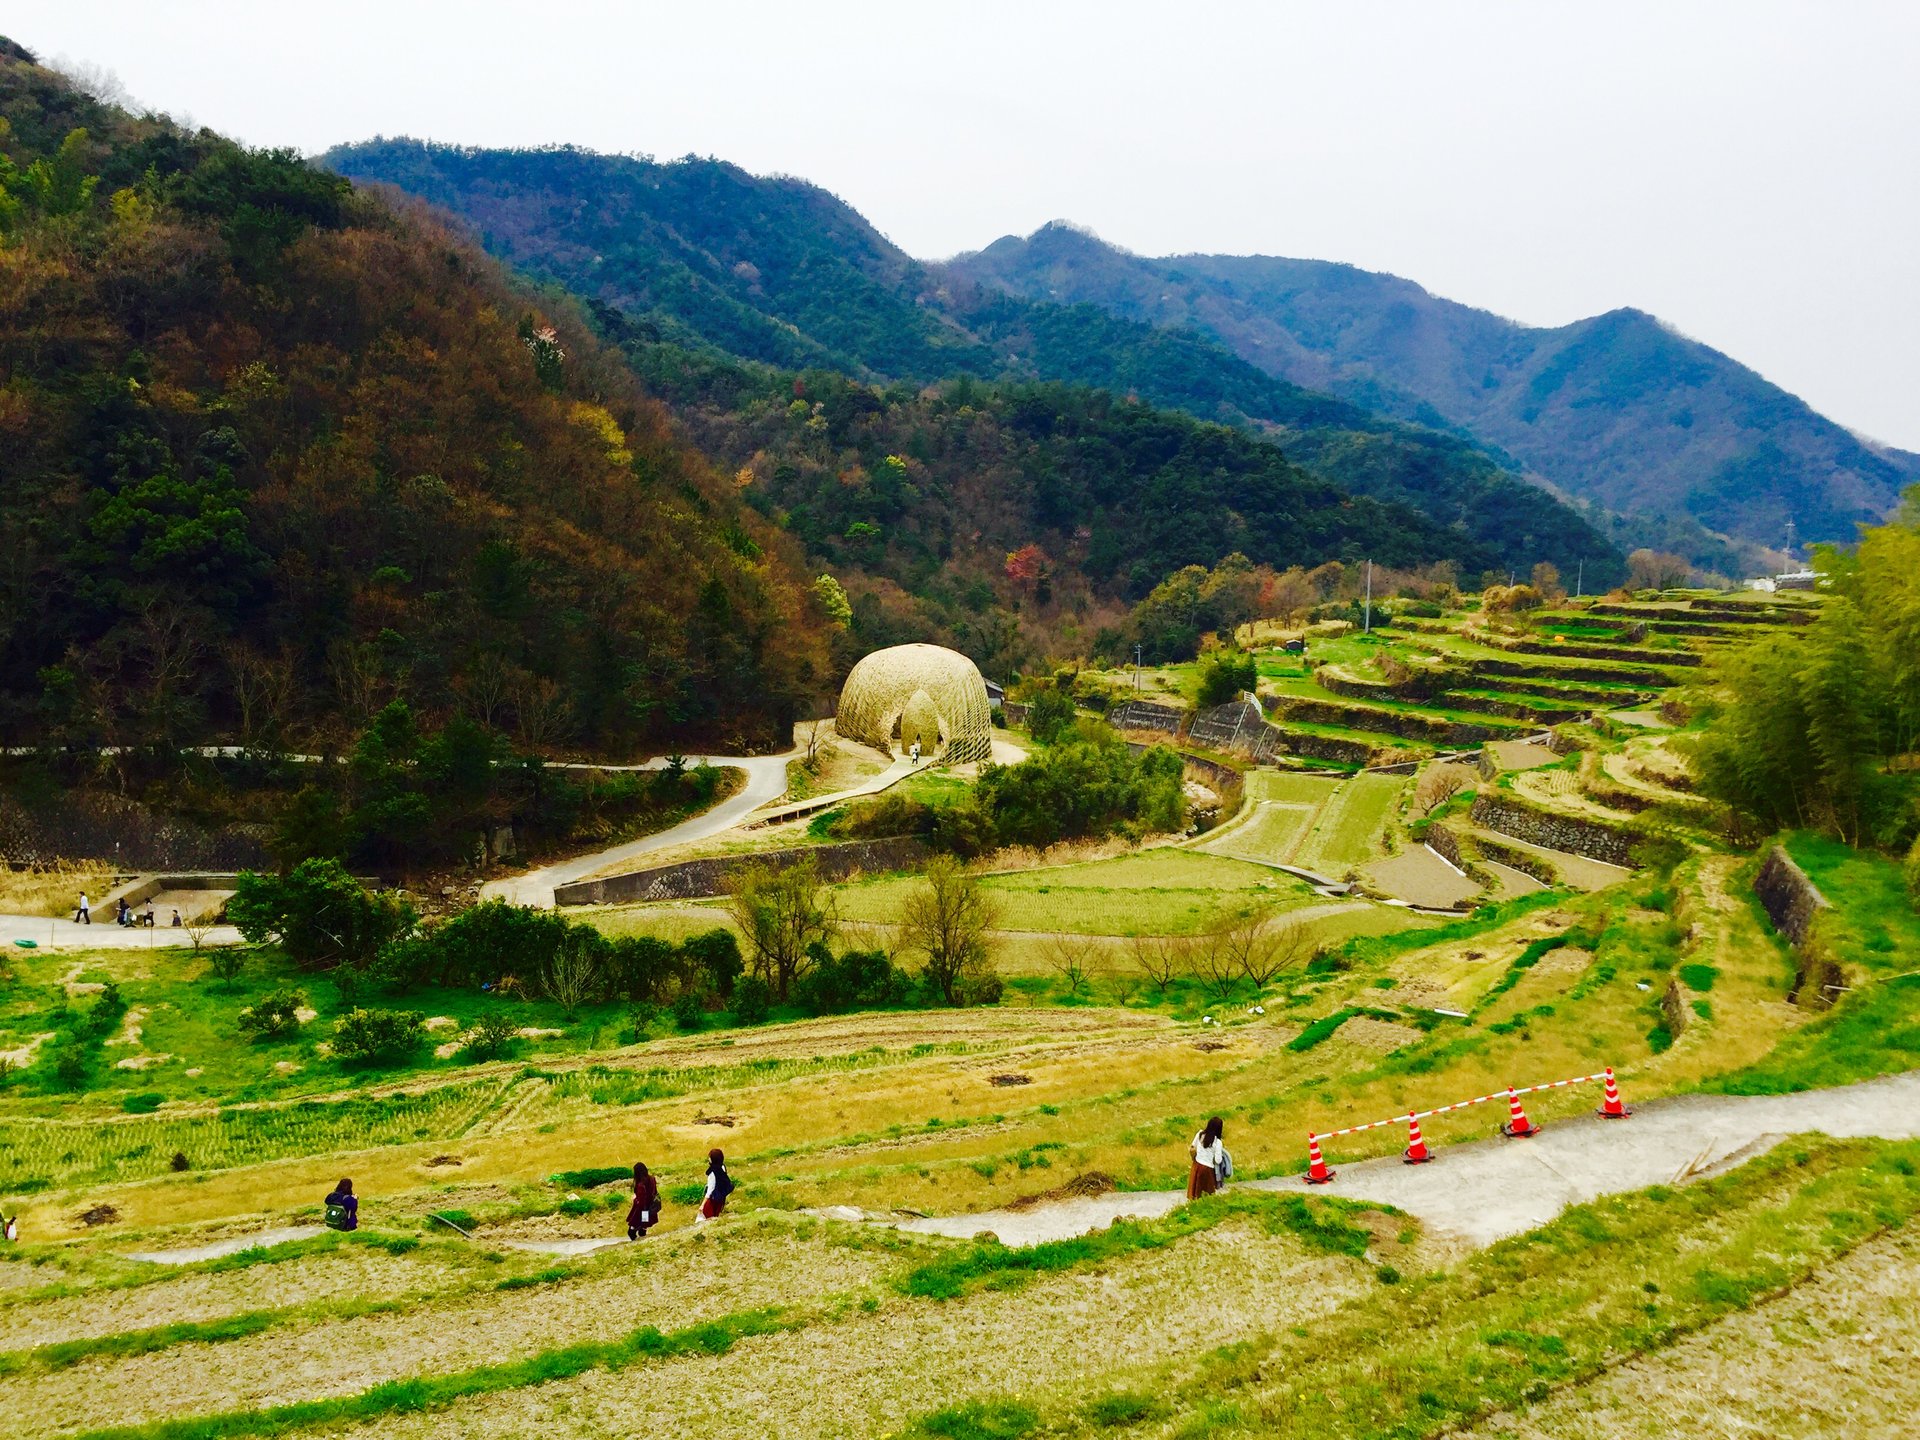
1304,1133,1335,1185
1500,1086,1538,1138
1403,1112,1431,1164
1597,1066,1631,1119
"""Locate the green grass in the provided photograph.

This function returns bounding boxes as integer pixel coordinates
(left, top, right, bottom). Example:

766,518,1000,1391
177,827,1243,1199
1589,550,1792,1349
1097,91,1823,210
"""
931,1138,1920,1439
896,1191,1378,1300
1707,834,1920,1094
1294,772,1406,873
67,1305,802,1440
837,850,1321,936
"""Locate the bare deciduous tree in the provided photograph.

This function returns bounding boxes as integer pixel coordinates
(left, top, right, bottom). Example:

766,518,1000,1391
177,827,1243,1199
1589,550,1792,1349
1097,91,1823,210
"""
1129,932,1189,996
1221,912,1317,988
1415,763,1472,817
899,856,998,1005
510,670,573,751
542,928,604,1018
1042,934,1100,1000
455,651,513,729
1186,924,1242,1001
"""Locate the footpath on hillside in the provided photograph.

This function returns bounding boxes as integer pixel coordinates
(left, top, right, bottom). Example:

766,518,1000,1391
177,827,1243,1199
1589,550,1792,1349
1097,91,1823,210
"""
847,1070,1920,1249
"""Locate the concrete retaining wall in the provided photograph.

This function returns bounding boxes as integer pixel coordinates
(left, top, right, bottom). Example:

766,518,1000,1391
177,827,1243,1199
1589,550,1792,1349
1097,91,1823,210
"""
555,837,930,907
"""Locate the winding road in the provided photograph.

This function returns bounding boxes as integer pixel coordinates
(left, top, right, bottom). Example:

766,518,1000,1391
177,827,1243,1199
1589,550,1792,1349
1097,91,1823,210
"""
480,751,800,908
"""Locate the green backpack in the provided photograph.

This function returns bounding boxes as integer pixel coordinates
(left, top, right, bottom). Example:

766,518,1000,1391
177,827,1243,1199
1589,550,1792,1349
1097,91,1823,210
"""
324,1201,350,1230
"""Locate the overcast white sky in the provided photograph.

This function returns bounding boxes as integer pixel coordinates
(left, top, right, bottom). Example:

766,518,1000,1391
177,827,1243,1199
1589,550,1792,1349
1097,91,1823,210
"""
14,1,1918,448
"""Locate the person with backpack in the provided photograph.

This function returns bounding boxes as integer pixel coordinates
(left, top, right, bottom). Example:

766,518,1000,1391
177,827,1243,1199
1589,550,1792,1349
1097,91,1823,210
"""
697,1148,733,1222
324,1178,358,1231
626,1161,661,1240
1187,1117,1227,1200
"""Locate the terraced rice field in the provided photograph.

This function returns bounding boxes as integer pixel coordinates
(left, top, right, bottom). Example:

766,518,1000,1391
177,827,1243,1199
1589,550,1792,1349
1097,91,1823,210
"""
1294,772,1407,875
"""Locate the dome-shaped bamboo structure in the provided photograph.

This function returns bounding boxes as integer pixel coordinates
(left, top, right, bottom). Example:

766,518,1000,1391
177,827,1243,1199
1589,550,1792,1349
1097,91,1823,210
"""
837,644,992,763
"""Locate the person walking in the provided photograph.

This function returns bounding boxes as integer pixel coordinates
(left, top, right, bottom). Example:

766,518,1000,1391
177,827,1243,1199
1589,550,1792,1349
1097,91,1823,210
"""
74,892,90,924
697,1148,733,1222
324,1178,359,1231
1187,1117,1226,1200
115,897,132,927
626,1161,661,1240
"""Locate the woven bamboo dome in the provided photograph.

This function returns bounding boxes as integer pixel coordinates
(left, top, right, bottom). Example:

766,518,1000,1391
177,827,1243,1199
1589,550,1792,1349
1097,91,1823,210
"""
837,644,992,763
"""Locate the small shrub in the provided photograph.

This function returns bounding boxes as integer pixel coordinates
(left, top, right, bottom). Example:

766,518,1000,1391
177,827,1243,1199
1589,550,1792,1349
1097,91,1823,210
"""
52,1047,88,1092
1195,649,1257,708
1677,962,1719,992
793,945,914,1015
331,1007,428,1066
237,988,306,1042
626,1001,660,1042
122,1092,164,1114
170,1150,191,1171
1376,1264,1403,1284
731,974,772,1025
459,1011,521,1062
550,1166,629,1189
915,1398,1041,1440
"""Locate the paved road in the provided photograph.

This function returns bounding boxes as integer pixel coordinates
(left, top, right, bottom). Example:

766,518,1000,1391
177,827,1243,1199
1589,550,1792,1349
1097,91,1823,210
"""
1,914,244,951
480,752,798,908
879,1070,1920,1249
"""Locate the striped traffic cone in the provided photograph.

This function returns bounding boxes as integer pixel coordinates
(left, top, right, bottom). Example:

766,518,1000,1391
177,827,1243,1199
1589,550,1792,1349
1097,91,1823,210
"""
1304,1133,1335,1185
1403,1112,1431,1164
1597,1066,1631,1119
1500,1086,1538,1138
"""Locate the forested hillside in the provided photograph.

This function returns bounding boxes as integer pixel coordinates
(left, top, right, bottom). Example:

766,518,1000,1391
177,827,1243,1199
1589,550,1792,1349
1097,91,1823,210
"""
954,223,1920,560
620,328,1495,670
0,43,829,756
323,140,1623,588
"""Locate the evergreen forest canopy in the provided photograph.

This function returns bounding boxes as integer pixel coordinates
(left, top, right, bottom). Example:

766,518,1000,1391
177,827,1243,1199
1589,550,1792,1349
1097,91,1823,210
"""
0,43,831,756
321,139,1626,593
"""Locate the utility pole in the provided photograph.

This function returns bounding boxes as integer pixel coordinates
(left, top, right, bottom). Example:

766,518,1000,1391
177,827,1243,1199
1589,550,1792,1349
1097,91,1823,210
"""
1363,559,1373,635
1575,559,1584,599
1133,643,1142,692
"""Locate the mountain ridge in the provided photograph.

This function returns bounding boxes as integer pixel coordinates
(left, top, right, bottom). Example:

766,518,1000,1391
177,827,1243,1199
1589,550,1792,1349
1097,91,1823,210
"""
324,138,1626,587
952,222,1919,554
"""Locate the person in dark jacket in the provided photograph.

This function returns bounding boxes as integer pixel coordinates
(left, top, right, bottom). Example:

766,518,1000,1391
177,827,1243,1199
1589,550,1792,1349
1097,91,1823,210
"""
698,1148,733,1221
324,1178,358,1231
627,1161,661,1240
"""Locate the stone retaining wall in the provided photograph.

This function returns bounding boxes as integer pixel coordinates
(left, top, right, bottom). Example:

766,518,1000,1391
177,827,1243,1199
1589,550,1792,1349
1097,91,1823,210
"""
555,836,930,906
1493,637,1702,668
1469,795,1638,867
1472,657,1679,690
0,792,269,870
1273,696,1516,747
1752,844,1830,946
1106,700,1186,737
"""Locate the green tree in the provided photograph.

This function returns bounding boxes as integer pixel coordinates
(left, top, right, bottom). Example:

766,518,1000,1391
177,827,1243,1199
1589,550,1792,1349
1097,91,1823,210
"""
1024,687,1077,744
1195,649,1257,708
228,859,416,972
900,857,999,1005
725,857,836,1001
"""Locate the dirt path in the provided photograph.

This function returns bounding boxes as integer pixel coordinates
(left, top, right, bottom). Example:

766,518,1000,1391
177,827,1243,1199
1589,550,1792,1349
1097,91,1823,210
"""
863,1071,1920,1249
124,1226,327,1266
481,751,796,907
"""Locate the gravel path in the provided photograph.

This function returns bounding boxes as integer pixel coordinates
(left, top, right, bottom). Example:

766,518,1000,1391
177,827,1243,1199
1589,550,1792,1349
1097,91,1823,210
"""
874,1071,1920,1249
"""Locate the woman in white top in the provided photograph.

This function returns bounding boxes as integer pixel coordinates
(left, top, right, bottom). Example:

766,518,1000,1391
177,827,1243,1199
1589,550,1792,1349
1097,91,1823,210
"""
1187,1116,1226,1199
